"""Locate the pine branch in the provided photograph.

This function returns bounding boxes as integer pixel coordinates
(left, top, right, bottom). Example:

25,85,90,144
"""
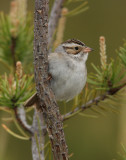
14,106,32,134
34,0,68,160
62,83,126,121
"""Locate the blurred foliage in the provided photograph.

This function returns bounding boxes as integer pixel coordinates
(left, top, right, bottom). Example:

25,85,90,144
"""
0,60,34,142
64,0,89,17
118,144,126,160
119,41,126,67
0,10,33,72
0,73,34,109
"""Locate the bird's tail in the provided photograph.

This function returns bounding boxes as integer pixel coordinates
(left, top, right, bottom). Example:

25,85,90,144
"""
24,92,38,107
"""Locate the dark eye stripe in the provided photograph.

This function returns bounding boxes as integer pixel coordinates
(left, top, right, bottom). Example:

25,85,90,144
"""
75,47,79,50
64,46,79,50
64,46,81,55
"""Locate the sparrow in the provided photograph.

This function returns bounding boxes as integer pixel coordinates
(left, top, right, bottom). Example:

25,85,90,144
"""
25,39,93,107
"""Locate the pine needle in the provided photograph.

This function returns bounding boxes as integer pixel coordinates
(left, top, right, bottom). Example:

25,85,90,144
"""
2,124,29,140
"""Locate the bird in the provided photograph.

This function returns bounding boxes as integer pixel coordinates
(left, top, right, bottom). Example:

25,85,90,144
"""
24,39,93,107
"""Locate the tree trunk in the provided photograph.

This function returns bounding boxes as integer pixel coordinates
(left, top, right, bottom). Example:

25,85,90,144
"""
33,0,69,159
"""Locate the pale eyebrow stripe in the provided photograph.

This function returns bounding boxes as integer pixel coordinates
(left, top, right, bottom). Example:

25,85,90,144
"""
64,46,74,49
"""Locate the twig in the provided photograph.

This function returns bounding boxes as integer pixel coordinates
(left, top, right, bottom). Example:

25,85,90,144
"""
11,37,17,71
14,107,32,134
53,8,68,49
62,83,126,121
48,0,64,48
34,0,69,160
62,94,106,121
31,110,46,160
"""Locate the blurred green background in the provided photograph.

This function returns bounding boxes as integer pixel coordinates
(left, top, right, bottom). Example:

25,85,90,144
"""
0,0,126,160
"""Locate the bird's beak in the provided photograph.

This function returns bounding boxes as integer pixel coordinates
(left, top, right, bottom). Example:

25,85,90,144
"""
83,46,94,53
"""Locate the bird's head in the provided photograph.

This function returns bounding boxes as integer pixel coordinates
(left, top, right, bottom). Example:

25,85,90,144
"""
55,39,93,62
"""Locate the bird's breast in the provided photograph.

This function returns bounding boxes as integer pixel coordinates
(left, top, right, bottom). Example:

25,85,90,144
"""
49,56,87,101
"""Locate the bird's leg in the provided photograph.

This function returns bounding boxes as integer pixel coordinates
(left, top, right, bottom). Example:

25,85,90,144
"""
46,73,52,82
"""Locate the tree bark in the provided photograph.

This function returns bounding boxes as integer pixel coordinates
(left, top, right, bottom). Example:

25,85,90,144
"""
34,0,69,159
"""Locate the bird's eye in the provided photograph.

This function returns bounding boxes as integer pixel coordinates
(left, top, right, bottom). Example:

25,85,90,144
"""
75,47,79,50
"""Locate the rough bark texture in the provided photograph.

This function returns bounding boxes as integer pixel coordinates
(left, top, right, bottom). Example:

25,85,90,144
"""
48,0,64,47
34,0,68,159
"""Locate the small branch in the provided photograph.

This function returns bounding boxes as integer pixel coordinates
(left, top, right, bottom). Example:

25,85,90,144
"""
53,8,68,49
11,37,17,71
62,83,126,121
48,0,64,47
14,106,32,134
31,110,46,160
62,94,106,121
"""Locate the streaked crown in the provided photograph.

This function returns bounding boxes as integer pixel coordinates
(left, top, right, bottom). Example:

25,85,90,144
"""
62,39,85,47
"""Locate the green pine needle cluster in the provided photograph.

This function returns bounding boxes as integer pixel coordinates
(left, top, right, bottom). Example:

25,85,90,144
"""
0,73,34,109
0,12,33,69
88,60,126,91
87,36,126,94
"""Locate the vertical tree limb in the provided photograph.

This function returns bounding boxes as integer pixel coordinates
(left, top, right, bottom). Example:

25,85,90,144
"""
34,0,68,159
48,0,64,47
31,110,45,160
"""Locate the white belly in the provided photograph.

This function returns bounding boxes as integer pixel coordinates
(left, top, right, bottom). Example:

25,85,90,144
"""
52,70,87,101
49,54,87,101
